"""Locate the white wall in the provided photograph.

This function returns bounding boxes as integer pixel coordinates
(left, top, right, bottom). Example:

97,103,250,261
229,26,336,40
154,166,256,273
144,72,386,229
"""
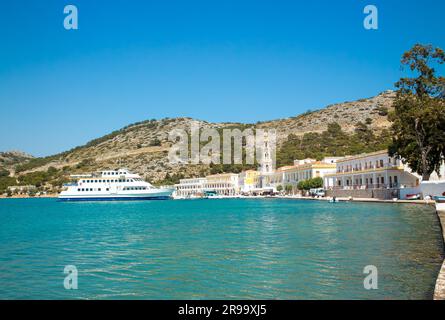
420,181,445,198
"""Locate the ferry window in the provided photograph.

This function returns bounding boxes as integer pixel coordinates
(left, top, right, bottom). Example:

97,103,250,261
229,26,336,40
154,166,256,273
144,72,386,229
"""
77,188,80,192
98,188,101,191
106,188,109,191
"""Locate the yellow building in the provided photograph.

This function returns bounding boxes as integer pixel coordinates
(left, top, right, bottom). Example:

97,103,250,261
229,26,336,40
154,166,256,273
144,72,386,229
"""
282,160,337,191
239,170,260,193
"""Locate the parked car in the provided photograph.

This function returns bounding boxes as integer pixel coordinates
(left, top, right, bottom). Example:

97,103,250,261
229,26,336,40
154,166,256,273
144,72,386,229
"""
309,188,325,197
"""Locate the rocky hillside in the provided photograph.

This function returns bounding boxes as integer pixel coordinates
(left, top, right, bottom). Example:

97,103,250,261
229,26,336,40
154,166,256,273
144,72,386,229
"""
256,90,395,143
0,151,34,174
6,90,395,185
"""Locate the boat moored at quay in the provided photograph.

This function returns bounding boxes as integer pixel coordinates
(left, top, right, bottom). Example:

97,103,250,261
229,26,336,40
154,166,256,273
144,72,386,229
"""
58,169,174,201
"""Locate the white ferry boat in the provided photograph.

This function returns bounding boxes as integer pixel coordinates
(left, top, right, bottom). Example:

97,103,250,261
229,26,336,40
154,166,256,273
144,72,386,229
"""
58,169,174,201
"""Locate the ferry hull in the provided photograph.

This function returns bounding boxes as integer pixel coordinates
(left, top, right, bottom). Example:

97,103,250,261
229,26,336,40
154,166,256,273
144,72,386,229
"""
59,196,171,202
58,169,174,202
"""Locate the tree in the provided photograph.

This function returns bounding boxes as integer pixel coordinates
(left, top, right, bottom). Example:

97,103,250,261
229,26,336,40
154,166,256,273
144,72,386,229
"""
297,177,323,191
389,44,445,180
276,185,283,192
0,168,9,177
297,180,307,191
308,177,323,189
284,185,293,194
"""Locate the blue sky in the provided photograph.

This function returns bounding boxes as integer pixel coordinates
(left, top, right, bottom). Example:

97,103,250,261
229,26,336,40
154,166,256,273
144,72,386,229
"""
0,0,444,156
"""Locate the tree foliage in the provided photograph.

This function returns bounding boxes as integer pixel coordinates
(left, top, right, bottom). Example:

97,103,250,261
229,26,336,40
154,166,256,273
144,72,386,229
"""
389,44,445,180
297,177,323,191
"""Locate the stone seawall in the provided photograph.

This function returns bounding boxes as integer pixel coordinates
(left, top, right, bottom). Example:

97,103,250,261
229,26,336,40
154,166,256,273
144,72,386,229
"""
326,189,399,200
434,209,445,300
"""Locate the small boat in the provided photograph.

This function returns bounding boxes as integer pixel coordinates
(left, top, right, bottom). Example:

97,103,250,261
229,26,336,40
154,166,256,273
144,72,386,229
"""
433,196,445,203
405,193,421,200
329,197,339,203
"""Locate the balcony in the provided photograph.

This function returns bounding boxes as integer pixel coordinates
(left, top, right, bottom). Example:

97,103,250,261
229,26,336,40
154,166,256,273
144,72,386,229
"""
328,183,417,190
336,163,401,173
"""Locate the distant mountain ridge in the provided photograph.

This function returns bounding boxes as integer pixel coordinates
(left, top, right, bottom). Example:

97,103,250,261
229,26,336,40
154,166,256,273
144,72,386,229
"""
3,90,396,184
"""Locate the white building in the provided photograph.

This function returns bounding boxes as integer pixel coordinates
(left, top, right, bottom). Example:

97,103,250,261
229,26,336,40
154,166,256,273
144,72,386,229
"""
324,150,419,190
419,160,445,199
266,166,294,189
204,173,239,196
323,150,420,199
175,178,207,197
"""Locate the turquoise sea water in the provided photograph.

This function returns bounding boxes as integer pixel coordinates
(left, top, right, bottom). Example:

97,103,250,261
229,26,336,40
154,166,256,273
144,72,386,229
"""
0,198,443,300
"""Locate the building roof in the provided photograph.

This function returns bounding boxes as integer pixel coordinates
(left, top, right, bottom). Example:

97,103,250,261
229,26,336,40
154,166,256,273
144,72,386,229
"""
336,150,388,163
281,161,336,172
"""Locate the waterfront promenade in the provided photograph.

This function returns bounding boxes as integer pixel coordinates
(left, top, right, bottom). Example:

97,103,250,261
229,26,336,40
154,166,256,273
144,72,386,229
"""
434,208,445,300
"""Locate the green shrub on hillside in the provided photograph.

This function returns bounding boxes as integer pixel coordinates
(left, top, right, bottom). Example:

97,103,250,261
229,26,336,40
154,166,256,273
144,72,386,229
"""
0,176,17,193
